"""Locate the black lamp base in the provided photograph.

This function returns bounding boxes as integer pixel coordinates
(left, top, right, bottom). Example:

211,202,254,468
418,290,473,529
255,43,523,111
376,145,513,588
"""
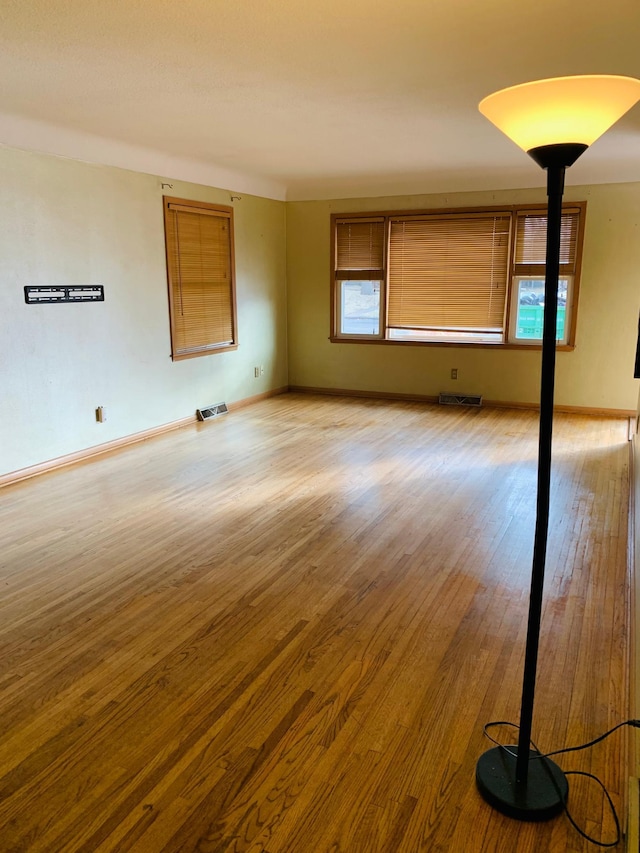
476,747,568,821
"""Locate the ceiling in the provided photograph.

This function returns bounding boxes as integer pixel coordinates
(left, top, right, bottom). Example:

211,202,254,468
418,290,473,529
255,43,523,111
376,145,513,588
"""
1,0,639,201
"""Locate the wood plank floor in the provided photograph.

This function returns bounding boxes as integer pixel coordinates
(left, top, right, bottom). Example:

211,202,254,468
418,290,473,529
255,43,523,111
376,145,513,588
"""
0,394,631,852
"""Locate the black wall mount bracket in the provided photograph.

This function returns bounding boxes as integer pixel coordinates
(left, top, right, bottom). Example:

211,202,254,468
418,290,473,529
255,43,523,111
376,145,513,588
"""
24,285,104,304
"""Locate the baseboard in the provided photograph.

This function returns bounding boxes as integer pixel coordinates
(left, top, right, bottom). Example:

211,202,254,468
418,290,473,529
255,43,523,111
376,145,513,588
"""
484,399,636,418
632,435,640,783
229,386,289,411
629,777,639,853
0,386,289,489
288,385,635,418
0,415,197,488
288,385,440,405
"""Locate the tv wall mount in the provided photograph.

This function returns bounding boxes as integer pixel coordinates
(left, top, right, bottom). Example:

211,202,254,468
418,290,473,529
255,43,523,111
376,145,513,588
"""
24,285,104,304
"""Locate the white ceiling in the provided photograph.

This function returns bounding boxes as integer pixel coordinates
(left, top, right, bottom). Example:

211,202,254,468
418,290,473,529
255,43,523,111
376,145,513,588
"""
1,0,639,201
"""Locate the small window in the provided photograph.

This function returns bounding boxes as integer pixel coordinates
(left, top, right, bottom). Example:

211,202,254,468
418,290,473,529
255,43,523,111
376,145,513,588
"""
163,197,238,360
334,218,385,339
507,208,582,346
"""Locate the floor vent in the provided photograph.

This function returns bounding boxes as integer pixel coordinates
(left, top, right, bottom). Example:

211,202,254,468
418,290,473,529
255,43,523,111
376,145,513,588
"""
439,393,483,408
197,402,229,421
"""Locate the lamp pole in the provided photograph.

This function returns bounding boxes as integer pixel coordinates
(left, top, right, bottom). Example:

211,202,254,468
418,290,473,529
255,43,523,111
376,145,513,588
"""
515,159,564,785
476,149,577,821
474,76,640,822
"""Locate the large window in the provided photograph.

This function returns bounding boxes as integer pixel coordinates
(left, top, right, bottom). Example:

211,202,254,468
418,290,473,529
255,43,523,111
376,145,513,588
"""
331,203,585,348
163,197,237,360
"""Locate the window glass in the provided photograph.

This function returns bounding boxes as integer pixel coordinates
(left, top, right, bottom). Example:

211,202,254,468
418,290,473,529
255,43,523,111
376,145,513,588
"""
511,276,570,344
339,280,381,336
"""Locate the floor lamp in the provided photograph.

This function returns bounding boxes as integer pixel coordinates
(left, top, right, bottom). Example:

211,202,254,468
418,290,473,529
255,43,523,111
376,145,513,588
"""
474,74,640,821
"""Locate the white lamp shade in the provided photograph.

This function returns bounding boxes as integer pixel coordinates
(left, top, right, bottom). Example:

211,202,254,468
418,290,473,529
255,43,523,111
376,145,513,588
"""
479,75,640,152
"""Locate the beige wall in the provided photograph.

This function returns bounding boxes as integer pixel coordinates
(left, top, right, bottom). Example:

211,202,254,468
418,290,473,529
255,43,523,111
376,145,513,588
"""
286,182,640,412
0,146,287,476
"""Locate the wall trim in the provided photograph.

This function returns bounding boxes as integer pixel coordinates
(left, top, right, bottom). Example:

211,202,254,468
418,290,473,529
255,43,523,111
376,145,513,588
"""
230,386,289,411
288,385,635,418
0,416,196,489
0,386,289,489
629,432,639,849
289,385,440,405
483,399,636,418
631,434,639,774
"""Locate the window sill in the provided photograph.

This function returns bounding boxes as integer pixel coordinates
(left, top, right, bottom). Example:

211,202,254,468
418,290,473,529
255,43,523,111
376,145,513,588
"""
329,336,575,352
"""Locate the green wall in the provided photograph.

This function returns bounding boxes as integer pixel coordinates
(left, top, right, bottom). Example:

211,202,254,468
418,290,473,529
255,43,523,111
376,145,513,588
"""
286,183,640,412
0,146,287,475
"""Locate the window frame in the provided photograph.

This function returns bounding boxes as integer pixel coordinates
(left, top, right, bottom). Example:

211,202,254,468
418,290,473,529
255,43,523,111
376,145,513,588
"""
163,196,238,361
333,216,387,341
505,205,583,348
330,202,586,351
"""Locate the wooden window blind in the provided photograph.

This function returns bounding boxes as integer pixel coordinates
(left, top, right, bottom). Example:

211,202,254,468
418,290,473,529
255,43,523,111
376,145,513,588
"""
335,218,385,279
514,208,581,275
164,197,237,360
387,213,511,333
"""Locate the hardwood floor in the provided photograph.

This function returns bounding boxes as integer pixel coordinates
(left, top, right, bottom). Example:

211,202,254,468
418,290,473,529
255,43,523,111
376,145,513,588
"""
0,394,631,852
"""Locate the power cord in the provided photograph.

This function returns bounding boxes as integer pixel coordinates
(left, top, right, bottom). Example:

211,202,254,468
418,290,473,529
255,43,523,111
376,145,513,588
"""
482,719,640,848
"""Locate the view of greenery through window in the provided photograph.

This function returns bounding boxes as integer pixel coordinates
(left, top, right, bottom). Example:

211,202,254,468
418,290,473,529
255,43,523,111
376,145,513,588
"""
515,278,568,340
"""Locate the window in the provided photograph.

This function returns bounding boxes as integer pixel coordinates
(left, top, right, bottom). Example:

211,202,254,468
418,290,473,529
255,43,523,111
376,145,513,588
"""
163,196,237,360
334,218,385,336
508,208,582,346
331,203,585,349
387,213,510,344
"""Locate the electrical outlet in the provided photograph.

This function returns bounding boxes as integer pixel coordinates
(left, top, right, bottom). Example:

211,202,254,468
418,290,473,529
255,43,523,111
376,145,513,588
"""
451,368,458,380
254,366,260,378
96,406,106,423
